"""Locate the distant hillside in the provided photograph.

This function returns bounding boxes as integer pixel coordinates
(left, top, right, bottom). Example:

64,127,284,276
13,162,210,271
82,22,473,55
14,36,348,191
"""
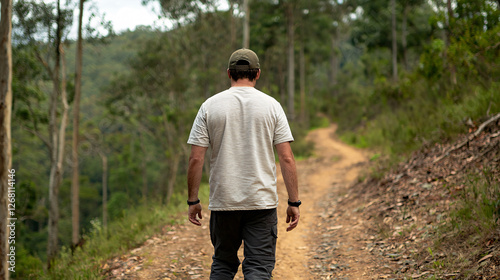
64,27,157,120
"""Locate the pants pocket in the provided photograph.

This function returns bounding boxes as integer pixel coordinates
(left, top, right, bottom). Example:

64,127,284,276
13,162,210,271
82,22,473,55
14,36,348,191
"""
271,224,278,239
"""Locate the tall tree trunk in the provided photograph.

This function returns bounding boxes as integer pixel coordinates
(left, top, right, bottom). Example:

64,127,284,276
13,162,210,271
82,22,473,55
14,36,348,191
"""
139,133,148,201
71,0,84,248
242,0,250,48
402,3,409,71
299,42,306,123
229,0,236,49
286,2,295,119
391,0,398,82
0,0,13,278
47,0,63,268
58,46,69,185
444,1,452,53
446,0,456,85
101,153,108,231
159,170,168,204
278,62,286,105
446,0,453,39
51,42,69,260
166,153,181,205
203,60,210,99
141,159,148,201
330,35,338,88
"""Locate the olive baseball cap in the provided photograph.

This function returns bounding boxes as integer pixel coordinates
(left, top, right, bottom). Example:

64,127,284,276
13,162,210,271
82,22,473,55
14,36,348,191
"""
228,48,260,70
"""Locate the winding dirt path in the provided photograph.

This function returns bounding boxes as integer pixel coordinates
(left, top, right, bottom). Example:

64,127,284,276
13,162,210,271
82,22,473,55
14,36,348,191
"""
274,124,368,279
105,125,377,279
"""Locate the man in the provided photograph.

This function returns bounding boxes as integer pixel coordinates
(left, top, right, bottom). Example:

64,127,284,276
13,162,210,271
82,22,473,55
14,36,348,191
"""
186,48,300,280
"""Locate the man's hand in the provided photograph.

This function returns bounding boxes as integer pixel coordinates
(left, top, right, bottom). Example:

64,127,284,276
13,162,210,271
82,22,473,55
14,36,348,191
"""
188,204,203,226
286,206,300,232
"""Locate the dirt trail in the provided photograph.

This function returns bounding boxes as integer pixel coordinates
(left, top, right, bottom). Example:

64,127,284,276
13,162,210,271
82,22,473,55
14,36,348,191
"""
274,124,369,279
104,124,377,279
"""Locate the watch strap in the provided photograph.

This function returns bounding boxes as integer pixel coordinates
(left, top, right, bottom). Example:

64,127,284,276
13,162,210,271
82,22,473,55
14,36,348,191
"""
187,199,200,206
288,200,301,207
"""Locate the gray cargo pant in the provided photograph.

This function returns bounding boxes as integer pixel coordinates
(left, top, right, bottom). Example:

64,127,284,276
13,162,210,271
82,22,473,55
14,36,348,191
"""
209,208,277,280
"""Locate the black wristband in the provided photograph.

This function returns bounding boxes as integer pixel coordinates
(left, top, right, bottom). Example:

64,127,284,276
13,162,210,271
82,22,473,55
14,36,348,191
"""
288,200,301,207
187,199,200,206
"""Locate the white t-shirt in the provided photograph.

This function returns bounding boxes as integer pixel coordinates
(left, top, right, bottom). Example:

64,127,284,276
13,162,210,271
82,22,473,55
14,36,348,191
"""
187,87,294,211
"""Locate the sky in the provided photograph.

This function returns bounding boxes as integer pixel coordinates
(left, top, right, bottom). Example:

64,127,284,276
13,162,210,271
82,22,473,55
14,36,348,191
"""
71,0,230,37
69,0,173,37
93,0,168,32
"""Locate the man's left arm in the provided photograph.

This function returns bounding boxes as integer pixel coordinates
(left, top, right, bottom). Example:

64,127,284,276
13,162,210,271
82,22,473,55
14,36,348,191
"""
275,142,300,232
187,145,208,226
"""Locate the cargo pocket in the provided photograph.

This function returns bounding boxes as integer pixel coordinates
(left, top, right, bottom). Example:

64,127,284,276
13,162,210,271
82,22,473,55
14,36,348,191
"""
271,225,278,239
270,224,277,257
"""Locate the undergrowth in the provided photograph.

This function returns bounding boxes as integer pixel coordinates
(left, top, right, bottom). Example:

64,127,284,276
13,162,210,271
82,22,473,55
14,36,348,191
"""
433,168,499,270
339,82,499,159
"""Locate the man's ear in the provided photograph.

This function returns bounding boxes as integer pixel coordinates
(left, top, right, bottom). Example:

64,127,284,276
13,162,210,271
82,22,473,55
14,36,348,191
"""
227,69,231,79
256,69,261,80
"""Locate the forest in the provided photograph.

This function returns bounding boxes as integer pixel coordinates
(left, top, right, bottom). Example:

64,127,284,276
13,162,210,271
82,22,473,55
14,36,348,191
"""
0,0,499,279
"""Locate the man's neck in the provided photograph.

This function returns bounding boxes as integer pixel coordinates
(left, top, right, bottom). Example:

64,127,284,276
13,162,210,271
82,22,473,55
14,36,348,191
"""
231,78,256,88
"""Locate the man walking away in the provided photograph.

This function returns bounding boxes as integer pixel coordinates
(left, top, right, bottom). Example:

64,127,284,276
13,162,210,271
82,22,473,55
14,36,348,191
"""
186,48,301,280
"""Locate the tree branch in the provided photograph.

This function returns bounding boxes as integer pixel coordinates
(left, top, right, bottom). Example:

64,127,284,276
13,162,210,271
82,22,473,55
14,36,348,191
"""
433,113,500,164
35,50,54,79
21,125,51,151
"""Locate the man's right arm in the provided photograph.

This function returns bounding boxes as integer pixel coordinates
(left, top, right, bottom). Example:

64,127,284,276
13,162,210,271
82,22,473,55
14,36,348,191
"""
187,145,208,226
275,142,300,231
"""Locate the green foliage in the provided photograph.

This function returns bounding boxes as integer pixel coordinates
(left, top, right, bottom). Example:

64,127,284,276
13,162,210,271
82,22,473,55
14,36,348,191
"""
65,29,156,98
309,115,330,130
12,44,48,125
107,192,131,220
419,39,445,81
289,123,314,159
452,168,500,226
12,246,44,280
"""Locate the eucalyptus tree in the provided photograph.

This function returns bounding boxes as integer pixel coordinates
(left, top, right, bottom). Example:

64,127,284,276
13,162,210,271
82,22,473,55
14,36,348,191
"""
71,0,84,252
297,0,344,121
391,0,397,81
13,0,75,267
447,0,500,88
0,0,13,278
13,0,112,265
243,0,250,47
350,0,432,79
105,32,189,204
285,0,296,119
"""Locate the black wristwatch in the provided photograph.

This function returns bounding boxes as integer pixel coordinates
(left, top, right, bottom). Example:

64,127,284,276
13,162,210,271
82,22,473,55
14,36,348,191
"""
288,200,302,207
187,199,200,206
